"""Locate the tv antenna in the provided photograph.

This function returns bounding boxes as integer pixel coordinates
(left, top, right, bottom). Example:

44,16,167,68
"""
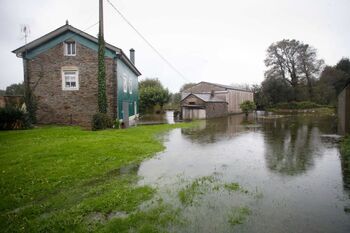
21,24,31,45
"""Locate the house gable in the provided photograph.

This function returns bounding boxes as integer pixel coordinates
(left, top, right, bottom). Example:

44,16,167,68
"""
12,23,141,77
23,31,117,59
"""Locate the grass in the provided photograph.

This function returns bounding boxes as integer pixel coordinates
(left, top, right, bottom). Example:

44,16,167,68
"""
0,123,190,233
177,176,216,206
224,182,241,192
228,207,251,226
341,136,350,158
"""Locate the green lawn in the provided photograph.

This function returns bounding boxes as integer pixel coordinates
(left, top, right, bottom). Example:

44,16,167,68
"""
0,124,188,232
341,136,350,158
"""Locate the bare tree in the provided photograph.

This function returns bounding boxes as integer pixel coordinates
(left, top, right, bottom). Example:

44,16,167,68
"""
265,39,323,100
297,44,324,100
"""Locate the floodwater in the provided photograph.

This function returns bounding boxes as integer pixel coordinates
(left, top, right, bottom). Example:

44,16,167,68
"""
137,111,175,125
137,112,350,233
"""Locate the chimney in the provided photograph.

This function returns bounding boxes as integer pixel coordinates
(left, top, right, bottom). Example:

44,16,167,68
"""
129,48,135,65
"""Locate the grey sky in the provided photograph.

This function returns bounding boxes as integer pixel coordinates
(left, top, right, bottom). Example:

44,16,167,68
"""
0,0,349,92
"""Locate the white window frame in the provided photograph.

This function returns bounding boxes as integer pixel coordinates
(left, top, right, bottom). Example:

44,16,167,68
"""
123,73,128,93
64,41,76,56
129,78,133,94
62,67,79,91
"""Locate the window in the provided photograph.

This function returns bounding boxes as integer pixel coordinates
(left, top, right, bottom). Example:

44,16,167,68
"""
123,74,128,93
62,69,79,90
129,79,132,94
64,41,76,56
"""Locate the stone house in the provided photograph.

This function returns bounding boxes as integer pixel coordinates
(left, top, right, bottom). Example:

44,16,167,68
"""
338,82,350,135
181,81,254,119
12,22,141,127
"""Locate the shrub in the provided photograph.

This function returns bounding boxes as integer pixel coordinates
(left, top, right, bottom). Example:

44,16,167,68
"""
91,113,113,131
240,100,256,116
114,119,120,129
0,106,31,130
274,101,323,110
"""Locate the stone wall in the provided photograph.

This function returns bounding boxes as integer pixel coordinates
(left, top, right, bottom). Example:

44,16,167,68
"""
338,85,350,135
27,42,115,127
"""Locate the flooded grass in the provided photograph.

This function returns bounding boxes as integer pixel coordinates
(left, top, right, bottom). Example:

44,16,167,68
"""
2,113,349,232
224,182,241,191
137,113,350,232
228,207,251,226
178,175,216,206
0,123,192,232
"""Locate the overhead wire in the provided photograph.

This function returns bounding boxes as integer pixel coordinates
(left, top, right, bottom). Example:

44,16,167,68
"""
105,0,190,82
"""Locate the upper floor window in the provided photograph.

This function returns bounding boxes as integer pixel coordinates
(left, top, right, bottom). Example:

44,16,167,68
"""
62,68,79,90
123,74,128,93
64,41,76,56
129,79,133,94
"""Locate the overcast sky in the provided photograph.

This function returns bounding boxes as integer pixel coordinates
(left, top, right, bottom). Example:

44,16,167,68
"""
1,0,349,92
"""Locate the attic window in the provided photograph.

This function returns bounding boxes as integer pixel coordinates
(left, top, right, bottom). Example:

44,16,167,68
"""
189,102,196,105
64,41,76,56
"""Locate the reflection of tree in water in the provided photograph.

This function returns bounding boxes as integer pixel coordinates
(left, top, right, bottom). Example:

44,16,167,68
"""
340,151,350,201
181,114,256,144
262,116,330,176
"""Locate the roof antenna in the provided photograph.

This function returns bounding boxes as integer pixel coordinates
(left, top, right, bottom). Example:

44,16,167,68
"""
66,20,69,25
21,24,30,45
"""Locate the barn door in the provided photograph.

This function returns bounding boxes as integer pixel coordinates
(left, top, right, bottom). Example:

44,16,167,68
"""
123,101,129,127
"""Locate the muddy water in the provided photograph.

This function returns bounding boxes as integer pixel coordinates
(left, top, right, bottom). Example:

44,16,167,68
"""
138,113,350,233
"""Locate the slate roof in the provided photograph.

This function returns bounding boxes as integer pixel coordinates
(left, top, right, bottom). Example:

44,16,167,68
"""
12,23,141,76
182,81,252,93
181,93,227,103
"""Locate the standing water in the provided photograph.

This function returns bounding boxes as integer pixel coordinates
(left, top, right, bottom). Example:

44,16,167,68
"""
138,113,350,233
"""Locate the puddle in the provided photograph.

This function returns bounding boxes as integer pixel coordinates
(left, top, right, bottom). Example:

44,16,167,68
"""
83,163,139,187
137,113,350,232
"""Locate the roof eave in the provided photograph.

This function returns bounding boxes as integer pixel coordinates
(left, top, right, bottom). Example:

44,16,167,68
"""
12,24,123,55
119,50,142,76
12,23,142,76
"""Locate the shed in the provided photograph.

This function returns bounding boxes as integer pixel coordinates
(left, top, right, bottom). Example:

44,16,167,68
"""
181,93,228,119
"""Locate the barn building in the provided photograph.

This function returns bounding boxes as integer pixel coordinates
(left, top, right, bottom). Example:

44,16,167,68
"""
180,82,254,119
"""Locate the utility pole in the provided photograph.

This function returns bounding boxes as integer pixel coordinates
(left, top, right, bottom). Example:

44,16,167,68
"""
99,0,104,37
98,0,107,113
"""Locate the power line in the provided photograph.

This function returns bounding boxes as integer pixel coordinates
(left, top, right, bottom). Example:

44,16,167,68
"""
83,21,99,31
105,0,190,82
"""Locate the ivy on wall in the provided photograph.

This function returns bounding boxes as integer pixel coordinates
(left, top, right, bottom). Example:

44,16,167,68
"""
97,33,107,113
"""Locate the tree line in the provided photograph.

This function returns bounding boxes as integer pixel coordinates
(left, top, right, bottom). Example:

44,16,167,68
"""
254,39,350,109
2,39,349,113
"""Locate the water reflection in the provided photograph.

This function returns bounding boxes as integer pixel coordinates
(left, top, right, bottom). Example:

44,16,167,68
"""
137,112,350,232
340,149,350,205
137,110,175,125
181,114,257,144
261,118,319,175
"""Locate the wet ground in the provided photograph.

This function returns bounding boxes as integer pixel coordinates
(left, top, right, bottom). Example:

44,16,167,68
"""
137,111,175,125
137,112,350,233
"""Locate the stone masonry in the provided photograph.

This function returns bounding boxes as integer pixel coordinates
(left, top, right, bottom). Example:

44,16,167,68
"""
27,42,115,127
